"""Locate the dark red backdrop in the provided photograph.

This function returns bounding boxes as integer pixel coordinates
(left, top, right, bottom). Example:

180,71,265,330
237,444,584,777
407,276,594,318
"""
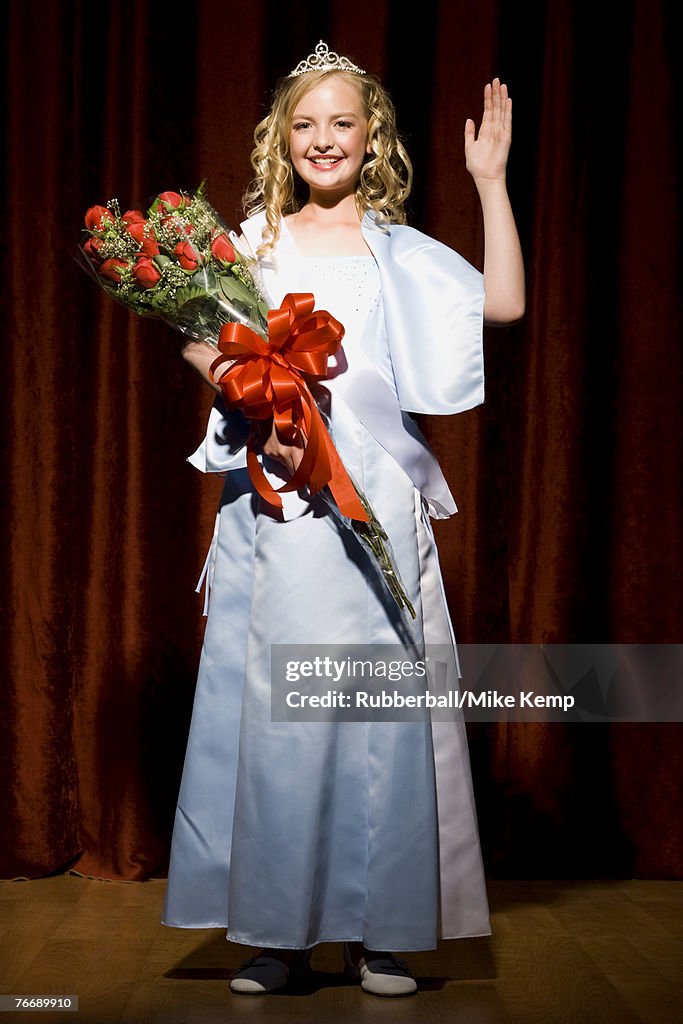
2,0,681,882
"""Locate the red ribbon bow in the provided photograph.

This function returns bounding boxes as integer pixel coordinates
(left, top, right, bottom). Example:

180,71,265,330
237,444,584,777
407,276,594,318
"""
210,293,369,522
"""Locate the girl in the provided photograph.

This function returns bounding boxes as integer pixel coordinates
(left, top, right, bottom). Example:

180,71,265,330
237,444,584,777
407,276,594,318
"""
162,41,524,997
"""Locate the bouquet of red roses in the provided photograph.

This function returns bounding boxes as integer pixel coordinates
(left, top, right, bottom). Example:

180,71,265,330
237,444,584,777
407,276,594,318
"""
77,181,270,346
78,184,415,619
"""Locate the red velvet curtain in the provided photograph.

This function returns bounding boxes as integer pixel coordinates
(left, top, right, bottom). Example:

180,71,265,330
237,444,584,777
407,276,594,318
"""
2,0,681,882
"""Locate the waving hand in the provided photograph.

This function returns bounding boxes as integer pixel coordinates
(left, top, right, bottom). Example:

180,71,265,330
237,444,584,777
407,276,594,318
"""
464,78,512,183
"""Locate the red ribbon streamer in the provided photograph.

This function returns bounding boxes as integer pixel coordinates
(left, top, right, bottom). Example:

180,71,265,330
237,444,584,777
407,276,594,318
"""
210,293,369,522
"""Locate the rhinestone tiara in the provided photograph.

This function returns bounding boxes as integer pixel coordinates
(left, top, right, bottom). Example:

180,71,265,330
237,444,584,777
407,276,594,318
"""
288,40,366,78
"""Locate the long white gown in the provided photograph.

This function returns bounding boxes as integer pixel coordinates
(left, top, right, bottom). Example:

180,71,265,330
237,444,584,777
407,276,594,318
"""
161,213,491,950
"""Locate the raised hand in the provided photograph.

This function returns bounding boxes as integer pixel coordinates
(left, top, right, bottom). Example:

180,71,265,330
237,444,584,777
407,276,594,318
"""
464,78,512,183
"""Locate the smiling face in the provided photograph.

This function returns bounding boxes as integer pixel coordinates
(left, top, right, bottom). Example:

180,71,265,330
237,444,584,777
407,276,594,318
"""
289,74,370,202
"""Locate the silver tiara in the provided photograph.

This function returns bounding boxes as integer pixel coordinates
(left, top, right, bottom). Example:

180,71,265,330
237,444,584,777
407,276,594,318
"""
288,40,366,78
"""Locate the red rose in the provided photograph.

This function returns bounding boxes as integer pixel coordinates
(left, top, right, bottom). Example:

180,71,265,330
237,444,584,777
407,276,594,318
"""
126,219,160,256
83,236,104,263
157,191,190,209
85,205,114,231
132,257,161,289
122,209,145,225
98,258,129,282
174,240,201,271
211,233,236,265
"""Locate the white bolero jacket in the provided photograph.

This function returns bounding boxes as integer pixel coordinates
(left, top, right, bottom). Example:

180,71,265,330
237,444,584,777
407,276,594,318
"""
358,210,485,415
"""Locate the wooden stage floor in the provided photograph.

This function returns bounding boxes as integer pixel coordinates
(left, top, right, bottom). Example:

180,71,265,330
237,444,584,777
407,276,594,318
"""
0,876,681,1023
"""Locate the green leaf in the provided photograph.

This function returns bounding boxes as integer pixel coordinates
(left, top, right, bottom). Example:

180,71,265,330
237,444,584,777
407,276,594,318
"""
218,273,260,308
175,284,210,306
193,268,217,293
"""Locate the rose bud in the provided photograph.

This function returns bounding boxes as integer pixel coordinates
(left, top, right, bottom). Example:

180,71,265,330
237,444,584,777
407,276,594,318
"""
141,235,160,257
122,209,145,225
83,236,105,263
211,233,236,265
132,257,161,289
174,240,201,271
157,191,185,209
85,205,115,231
126,220,160,256
98,258,129,282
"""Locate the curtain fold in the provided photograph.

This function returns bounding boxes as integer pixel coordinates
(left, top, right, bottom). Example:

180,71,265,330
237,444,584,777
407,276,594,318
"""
2,0,681,882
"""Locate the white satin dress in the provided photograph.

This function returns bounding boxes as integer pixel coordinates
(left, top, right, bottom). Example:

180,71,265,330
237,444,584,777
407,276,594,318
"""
161,213,491,950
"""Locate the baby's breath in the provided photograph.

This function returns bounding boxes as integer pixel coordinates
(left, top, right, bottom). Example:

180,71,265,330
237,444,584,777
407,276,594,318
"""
99,232,138,261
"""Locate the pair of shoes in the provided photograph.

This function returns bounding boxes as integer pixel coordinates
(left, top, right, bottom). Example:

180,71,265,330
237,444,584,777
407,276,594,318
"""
343,942,418,996
229,948,312,994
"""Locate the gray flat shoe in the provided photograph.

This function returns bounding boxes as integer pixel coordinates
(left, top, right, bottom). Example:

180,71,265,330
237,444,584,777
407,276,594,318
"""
230,954,290,994
229,948,312,994
343,942,418,996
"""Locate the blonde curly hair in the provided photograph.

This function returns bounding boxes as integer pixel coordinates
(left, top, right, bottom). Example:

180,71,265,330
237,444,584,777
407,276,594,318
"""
242,69,413,256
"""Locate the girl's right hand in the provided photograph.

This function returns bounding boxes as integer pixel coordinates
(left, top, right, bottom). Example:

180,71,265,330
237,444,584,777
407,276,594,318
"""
464,77,512,183
258,417,304,475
